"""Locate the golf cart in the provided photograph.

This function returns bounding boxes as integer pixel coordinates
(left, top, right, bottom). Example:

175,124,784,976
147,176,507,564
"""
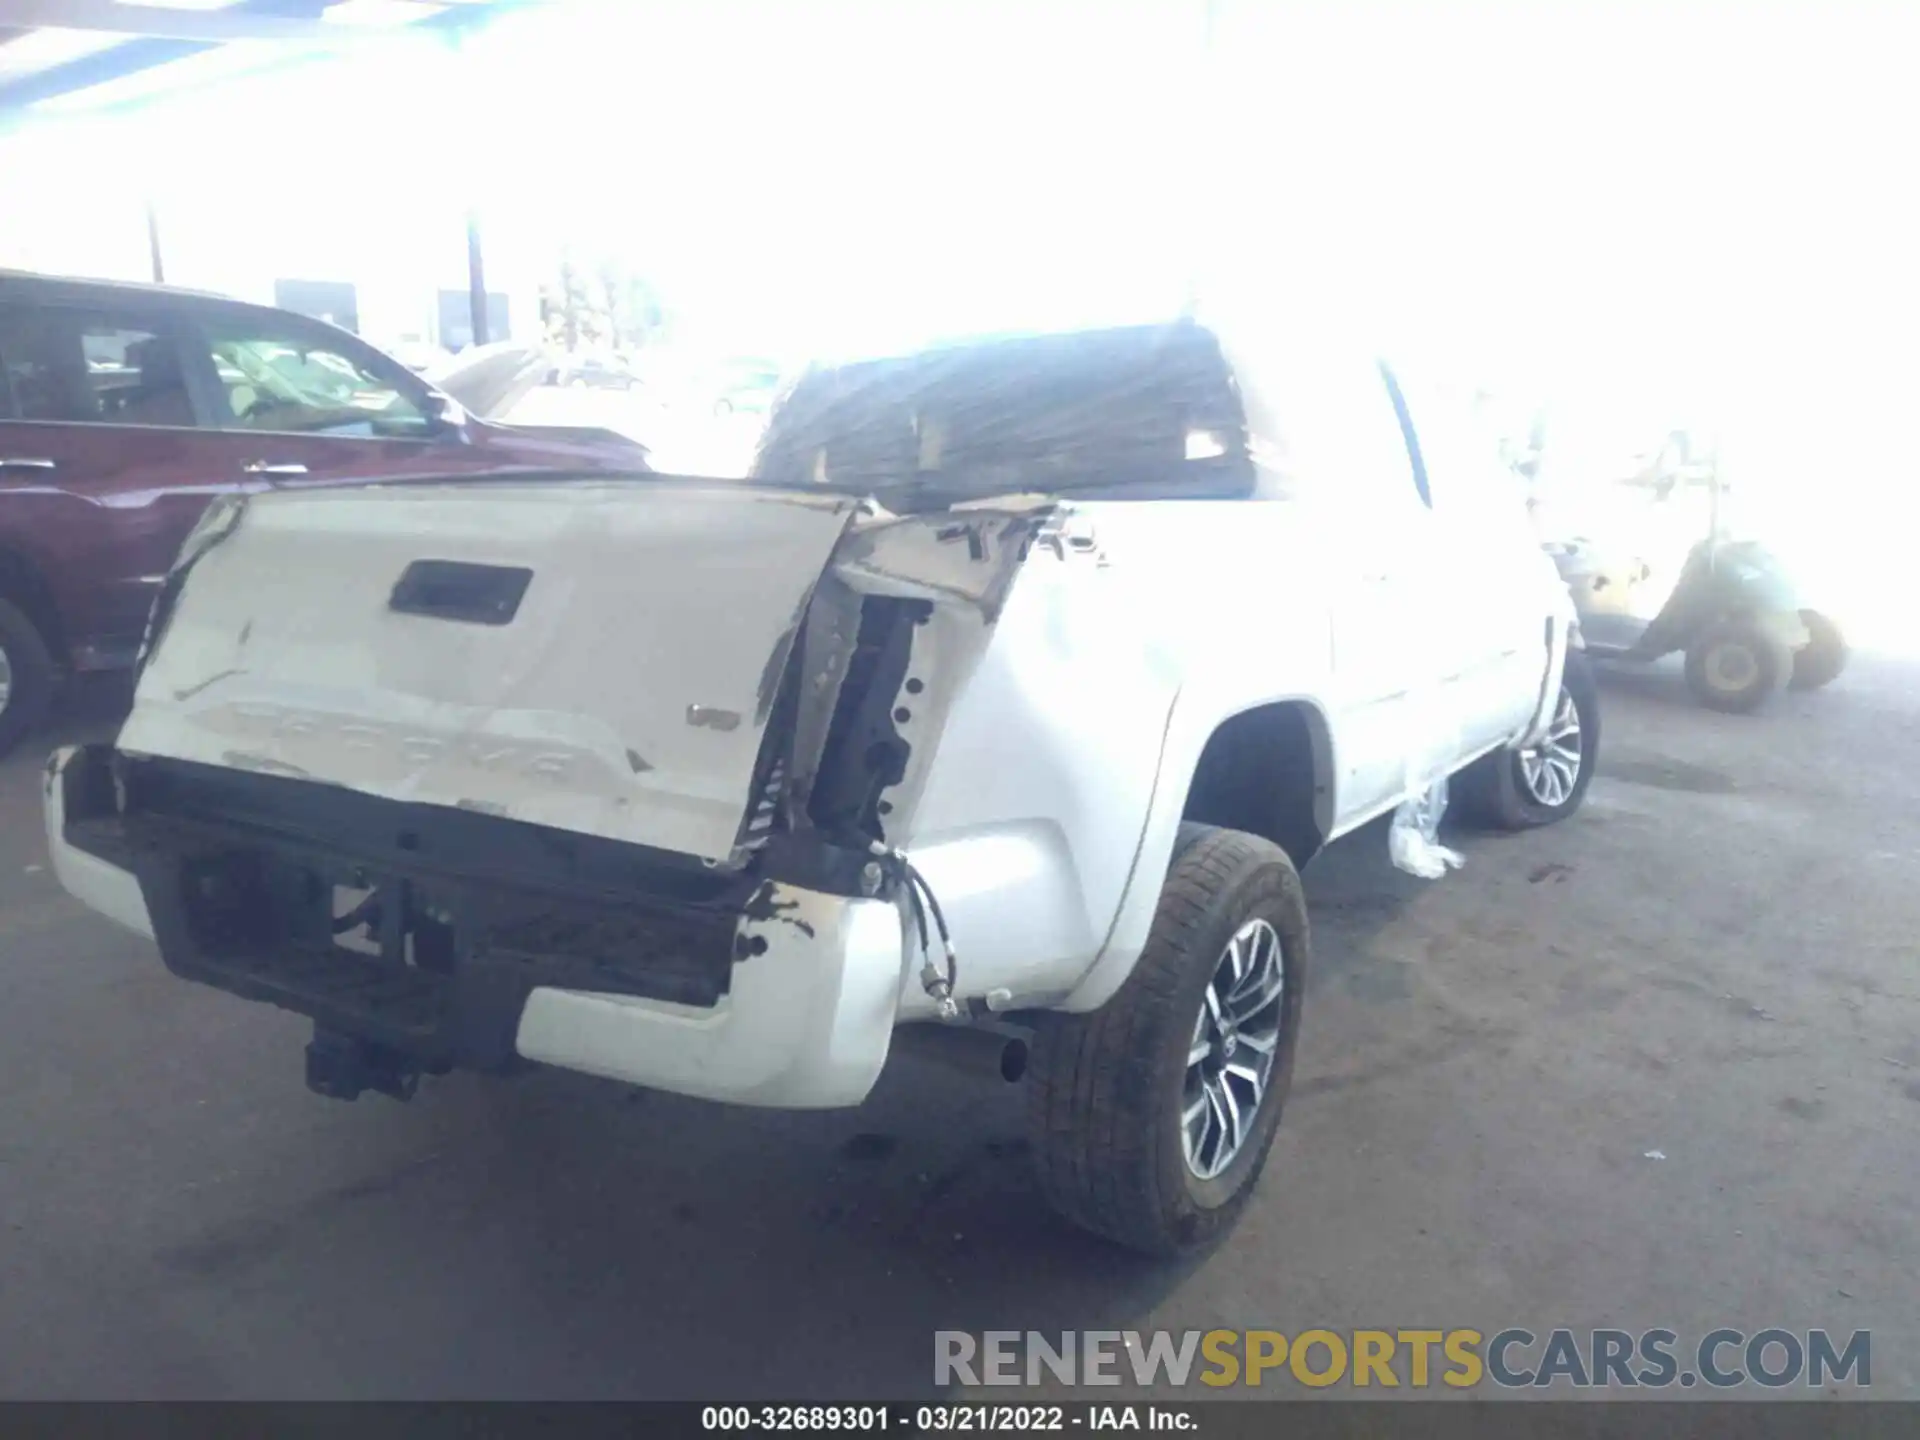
1532,431,1847,713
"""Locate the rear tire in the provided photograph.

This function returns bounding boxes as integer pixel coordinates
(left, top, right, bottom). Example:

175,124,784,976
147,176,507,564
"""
1788,609,1848,691
1684,620,1792,713
1456,647,1600,830
1027,824,1308,1257
0,597,55,760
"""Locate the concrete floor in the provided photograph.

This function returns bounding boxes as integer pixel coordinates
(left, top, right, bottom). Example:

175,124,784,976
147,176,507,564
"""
1,657,1915,1400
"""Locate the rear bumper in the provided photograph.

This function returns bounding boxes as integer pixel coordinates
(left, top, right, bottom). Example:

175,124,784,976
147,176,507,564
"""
44,750,153,938
44,745,907,1109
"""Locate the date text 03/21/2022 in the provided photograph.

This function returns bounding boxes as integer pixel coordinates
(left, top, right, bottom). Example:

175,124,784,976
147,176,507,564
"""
700,1406,1189,1431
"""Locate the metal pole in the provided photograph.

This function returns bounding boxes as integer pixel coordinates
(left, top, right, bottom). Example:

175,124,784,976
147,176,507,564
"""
1182,0,1217,319
447,18,489,349
466,206,489,348
144,198,164,284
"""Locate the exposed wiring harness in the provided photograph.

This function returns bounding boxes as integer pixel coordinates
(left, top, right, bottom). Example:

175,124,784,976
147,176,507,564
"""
872,841,960,1019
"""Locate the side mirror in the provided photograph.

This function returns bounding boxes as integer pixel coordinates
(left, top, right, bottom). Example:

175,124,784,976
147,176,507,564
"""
425,391,470,437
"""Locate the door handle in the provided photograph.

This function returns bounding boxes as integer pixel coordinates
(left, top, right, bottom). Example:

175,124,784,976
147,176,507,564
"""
0,457,58,471
241,461,309,476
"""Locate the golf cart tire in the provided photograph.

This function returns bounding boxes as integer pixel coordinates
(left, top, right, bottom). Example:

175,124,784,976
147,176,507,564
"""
1684,620,1792,714
1789,609,1848,692
1457,648,1601,830
1026,823,1307,1258
0,597,55,760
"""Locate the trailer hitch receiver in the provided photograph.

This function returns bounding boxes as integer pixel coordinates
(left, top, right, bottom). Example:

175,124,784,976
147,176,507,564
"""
305,1026,424,1102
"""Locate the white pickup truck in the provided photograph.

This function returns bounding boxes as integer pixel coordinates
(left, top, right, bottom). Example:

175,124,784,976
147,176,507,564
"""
44,319,1594,1255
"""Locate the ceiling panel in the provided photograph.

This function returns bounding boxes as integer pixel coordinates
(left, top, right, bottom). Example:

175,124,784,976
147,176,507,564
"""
0,0,514,119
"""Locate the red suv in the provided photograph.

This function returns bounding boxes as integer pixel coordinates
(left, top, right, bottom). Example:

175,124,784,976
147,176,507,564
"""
0,271,650,755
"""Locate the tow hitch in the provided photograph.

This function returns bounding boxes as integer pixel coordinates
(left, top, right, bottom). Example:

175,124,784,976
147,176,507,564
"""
305,1026,429,1103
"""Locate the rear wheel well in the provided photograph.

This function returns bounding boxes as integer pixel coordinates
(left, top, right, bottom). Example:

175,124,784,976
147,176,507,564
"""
1181,702,1331,869
0,547,65,664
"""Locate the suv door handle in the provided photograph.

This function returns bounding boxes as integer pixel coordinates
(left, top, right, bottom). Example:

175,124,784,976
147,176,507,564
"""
0,457,58,471
241,461,309,476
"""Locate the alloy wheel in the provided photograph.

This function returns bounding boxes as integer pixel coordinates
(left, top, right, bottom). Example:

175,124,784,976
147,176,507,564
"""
1182,917,1286,1180
1517,685,1582,808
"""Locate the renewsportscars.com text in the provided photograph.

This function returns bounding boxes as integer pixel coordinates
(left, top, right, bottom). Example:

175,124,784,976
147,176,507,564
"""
935,1328,1871,1391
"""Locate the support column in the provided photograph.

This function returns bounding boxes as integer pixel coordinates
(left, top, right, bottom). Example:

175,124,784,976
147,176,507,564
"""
466,206,489,348
144,198,164,284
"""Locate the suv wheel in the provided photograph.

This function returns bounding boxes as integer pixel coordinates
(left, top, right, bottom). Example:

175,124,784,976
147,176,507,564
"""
1458,647,1600,829
1027,823,1308,1257
0,598,55,760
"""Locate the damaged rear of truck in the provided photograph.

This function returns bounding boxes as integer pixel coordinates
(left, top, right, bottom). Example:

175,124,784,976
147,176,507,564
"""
46,469,1066,1105
45,322,1264,1118
45,320,1581,1255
